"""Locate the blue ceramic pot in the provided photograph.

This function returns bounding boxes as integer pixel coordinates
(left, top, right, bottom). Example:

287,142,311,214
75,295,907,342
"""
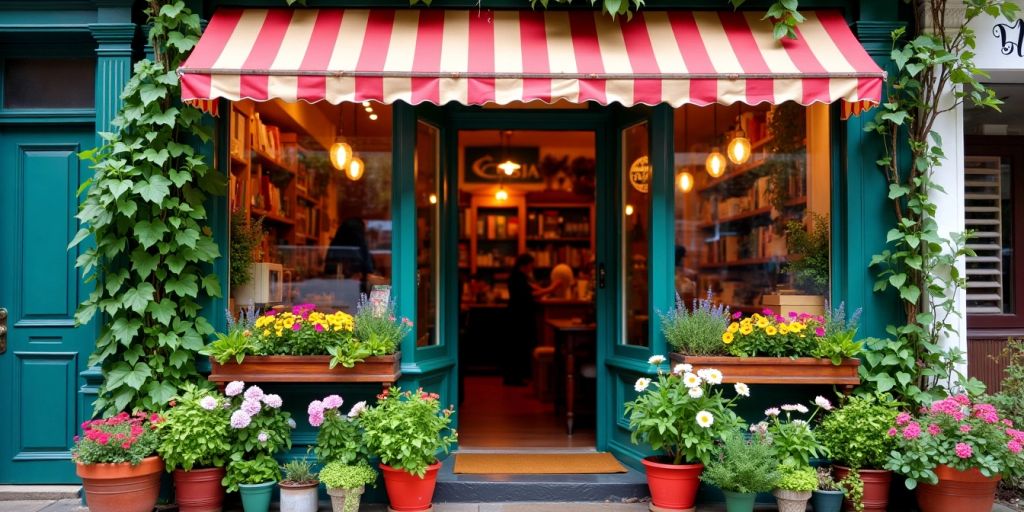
239,481,276,512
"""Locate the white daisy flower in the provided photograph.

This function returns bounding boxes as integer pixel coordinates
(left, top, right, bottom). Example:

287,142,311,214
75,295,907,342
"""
733,383,750,397
765,407,781,417
696,410,715,428
696,368,711,379
795,404,809,414
673,363,693,375
688,386,704,399
704,369,724,385
682,373,702,388
634,378,652,393
647,355,667,366
781,404,800,412
814,396,833,411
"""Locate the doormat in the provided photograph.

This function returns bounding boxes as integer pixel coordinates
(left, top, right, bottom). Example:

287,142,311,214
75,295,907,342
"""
453,452,627,474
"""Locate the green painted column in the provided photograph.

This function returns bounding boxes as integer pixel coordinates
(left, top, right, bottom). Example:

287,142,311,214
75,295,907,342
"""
88,23,135,137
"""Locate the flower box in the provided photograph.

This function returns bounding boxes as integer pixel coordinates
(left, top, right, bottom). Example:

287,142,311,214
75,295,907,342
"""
208,353,401,387
669,354,860,391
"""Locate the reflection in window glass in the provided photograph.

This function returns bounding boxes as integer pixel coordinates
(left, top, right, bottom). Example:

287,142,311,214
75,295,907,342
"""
229,100,393,315
623,122,650,347
416,121,440,346
673,103,830,315
4,59,95,109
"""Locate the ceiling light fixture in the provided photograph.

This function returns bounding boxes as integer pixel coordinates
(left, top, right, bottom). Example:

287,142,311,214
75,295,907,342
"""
678,170,694,193
495,185,508,201
727,104,751,165
706,105,727,178
345,157,365,181
329,142,352,171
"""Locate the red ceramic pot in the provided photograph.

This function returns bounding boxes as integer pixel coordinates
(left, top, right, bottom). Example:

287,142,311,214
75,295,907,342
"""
915,465,1001,512
380,461,441,512
833,466,892,512
76,455,164,512
641,456,703,511
173,467,226,512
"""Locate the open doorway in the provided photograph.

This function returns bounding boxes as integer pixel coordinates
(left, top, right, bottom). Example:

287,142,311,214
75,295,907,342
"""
455,129,598,451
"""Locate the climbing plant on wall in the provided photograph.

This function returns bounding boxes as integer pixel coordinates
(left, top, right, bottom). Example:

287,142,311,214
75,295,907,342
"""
71,0,223,416
859,0,1019,405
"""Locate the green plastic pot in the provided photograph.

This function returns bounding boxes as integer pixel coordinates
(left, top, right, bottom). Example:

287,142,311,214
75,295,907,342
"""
812,490,845,512
238,481,276,512
722,490,758,512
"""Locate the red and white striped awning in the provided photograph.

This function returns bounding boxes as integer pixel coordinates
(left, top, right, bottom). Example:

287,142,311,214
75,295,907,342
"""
180,8,884,109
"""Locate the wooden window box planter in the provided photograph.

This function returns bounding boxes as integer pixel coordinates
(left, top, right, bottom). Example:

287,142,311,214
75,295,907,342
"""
669,354,860,392
208,353,401,390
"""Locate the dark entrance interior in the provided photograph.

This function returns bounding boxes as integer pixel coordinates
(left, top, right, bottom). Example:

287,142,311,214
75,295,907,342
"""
455,129,598,450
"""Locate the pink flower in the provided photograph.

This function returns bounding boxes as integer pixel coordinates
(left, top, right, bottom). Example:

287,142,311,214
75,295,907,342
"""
955,442,973,459
814,327,826,337
973,404,999,424
225,381,245,397
1009,440,1022,455
902,422,922,440
952,394,971,406
199,396,218,410
1003,419,1014,427
732,311,743,320
308,411,324,427
762,308,776,316
244,385,264,401
896,412,912,426
887,428,898,437
322,395,344,410
230,410,252,429
1006,429,1024,443
788,311,798,318
121,442,132,449
241,398,262,416
307,400,324,416
257,431,269,443
265,310,277,316
959,424,972,433
292,322,302,331
927,424,941,436
261,394,283,409
314,324,324,332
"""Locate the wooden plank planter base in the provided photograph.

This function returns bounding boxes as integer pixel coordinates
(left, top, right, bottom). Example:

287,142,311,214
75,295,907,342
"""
669,354,860,392
208,353,401,390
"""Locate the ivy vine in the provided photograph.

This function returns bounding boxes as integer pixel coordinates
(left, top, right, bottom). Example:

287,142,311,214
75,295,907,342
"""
71,0,223,416
860,0,1019,405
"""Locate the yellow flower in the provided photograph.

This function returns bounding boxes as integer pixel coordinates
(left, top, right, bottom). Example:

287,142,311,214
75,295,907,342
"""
740,318,753,328
790,322,804,332
756,319,770,329
722,332,735,344
765,326,778,336
778,324,790,335
727,322,740,333
740,325,754,335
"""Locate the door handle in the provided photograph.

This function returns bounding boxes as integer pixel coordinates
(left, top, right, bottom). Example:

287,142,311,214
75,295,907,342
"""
0,308,7,354
597,263,607,289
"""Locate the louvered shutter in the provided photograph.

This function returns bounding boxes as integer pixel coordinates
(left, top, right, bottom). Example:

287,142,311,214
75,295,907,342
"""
964,155,1004,314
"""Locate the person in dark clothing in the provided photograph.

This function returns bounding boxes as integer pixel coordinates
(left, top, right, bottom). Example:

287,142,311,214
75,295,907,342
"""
504,254,558,386
325,217,376,295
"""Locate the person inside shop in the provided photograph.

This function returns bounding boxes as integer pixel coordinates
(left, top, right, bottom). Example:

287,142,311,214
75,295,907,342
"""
504,253,559,386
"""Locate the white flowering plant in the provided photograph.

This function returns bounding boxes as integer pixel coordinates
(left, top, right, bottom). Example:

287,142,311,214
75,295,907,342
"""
624,356,748,465
751,396,832,467
307,394,370,465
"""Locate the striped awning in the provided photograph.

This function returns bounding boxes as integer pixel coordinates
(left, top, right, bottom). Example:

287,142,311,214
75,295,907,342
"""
179,8,884,109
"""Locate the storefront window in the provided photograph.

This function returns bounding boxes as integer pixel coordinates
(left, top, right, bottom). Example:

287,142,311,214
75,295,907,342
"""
673,103,831,314
3,58,95,110
228,100,392,315
415,121,440,346
623,122,650,347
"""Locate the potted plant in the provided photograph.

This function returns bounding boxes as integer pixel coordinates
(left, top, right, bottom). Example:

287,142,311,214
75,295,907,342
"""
279,457,319,512
224,455,281,512
812,466,846,512
817,395,899,512
72,411,164,512
885,394,1024,512
753,396,832,467
624,356,749,510
700,434,780,512
222,381,293,512
320,461,378,512
774,465,817,512
359,387,456,511
307,395,370,465
229,210,264,310
763,212,830,316
157,386,234,512
661,290,731,357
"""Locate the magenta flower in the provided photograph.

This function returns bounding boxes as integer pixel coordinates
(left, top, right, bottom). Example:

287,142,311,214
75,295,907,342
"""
927,424,941,436
896,412,912,426
762,308,776,316
1009,440,1022,455
887,428,898,437
959,424,972,433
292,322,302,331
814,327,826,337
788,311,798,318
902,422,922,440
955,442,973,459
265,310,277,316
732,311,743,320
952,394,971,406
314,324,324,332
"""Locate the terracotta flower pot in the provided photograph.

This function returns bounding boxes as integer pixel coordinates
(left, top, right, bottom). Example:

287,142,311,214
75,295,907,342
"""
915,464,1001,512
380,461,441,512
833,466,891,512
640,456,703,511
173,467,226,512
773,489,812,512
280,481,320,512
75,455,164,512
327,486,365,512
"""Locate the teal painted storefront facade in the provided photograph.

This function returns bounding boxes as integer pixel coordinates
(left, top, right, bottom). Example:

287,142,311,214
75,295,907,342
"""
0,0,906,484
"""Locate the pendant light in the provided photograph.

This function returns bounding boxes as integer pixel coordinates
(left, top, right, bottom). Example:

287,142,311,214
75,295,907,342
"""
498,131,520,177
705,105,727,178
345,156,365,181
678,171,694,193
727,103,752,165
495,185,509,201
329,141,353,171
678,110,694,193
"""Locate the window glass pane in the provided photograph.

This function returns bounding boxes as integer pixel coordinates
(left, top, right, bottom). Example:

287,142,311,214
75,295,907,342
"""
623,122,650,347
228,100,393,314
416,121,440,346
673,103,830,315
4,59,95,109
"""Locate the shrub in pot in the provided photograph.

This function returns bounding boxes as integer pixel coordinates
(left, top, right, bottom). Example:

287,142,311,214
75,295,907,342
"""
157,385,233,512
279,457,319,512
885,394,1024,512
73,411,164,512
817,394,899,512
699,434,780,512
812,466,846,512
320,461,378,512
357,387,456,512
752,396,833,468
224,455,280,512
773,465,817,512
661,290,731,356
624,355,749,510
308,394,370,465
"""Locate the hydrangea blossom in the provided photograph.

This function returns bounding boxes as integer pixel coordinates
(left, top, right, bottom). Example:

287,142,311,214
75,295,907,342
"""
927,423,941,436
241,398,262,416
348,401,368,418
225,381,245,397
322,394,344,410
287,418,297,429
261,394,283,409
307,400,324,416
243,385,264,401
902,422,922,440
230,410,252,429
308,411,324,427
199,396,218,410
955,442,973,459
257,431,269,443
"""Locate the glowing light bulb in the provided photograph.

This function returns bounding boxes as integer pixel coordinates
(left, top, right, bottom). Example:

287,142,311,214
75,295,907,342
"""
368,113,378,121
495,187,509,201
428,193,438,205
329,142,352,171
705,148,727,178
361,101,371,107
365,106,374,113
678,171,694,193
624,204,635,216
498,160,521,176
345,157,365,181
727,134,752,165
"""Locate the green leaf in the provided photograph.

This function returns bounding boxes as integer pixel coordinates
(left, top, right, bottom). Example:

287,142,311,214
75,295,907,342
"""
166,274,199,298
145,380,177,405
148,298,177,324
136,175,173,204
889,273,907,288
123,363,152,390
201,274,222,297
123,283,156,313
134,219,168,248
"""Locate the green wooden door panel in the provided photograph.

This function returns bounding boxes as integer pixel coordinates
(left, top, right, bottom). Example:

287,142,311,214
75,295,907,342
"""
0,126,97,483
